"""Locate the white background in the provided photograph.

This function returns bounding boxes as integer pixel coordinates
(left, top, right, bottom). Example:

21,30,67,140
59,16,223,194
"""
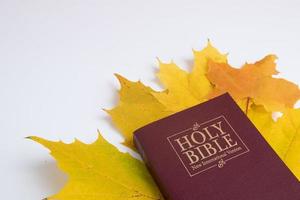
1,0,300,199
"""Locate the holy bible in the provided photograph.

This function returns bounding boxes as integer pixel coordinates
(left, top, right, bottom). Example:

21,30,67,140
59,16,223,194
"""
133,93,300,200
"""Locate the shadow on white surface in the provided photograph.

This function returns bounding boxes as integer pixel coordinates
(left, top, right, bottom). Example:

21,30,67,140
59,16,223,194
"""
30,160,67,198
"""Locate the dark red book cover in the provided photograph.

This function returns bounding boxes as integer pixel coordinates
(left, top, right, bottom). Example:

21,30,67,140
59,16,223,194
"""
133,93,300,200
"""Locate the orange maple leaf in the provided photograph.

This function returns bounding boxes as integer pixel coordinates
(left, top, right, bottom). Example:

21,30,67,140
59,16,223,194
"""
206,55,300,111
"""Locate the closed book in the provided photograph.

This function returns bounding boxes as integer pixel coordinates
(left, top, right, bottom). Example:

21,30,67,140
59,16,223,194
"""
133,93,300,200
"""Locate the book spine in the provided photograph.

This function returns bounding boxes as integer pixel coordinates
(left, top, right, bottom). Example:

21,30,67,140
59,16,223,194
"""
133,133,168,199
133,133,149,166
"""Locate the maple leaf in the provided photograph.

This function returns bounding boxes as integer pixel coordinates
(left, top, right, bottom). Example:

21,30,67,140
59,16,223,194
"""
152,42,227,112
105,74,171,147
206,55,300,111
246,103,275,136
261,109,300,180
151,60,199,112
28,133,163,200
189,41,228,100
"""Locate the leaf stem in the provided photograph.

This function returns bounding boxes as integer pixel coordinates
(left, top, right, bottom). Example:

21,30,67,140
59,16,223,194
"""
245,97,250,115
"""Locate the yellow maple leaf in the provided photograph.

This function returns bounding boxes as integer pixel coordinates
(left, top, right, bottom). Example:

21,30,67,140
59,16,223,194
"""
206,55,300,111
105,74,171,147
152,60,199,112
246,103,275,136
152,42,227,112
261,109,300,180
189,41,227,100
106,43,228,147
28,133,163,200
